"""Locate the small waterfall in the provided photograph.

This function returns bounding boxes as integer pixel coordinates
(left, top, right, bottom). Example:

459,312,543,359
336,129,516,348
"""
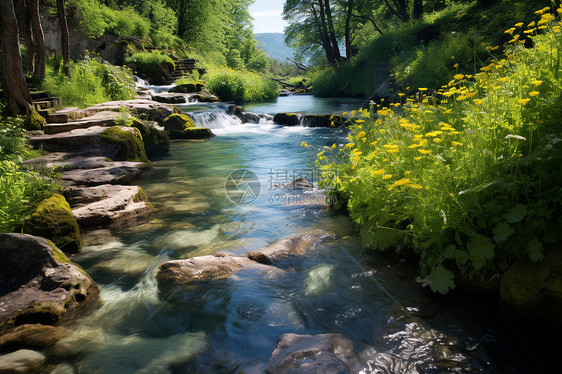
191,111,243,130
133,75,149,88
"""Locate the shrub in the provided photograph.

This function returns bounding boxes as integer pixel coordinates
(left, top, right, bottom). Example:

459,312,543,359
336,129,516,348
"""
314,8,562,294
42,55,136,107
205,67,278,102
124,51,174,84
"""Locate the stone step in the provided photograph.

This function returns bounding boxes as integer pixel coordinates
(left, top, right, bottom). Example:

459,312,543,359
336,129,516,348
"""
47,107,84,123
67,184,152,229
33,97,62,111
44,111,120,134
30,91,50,100
60,162,151,187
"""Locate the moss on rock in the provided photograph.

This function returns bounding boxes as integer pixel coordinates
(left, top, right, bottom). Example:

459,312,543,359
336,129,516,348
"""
23,194,81,254
131,119,170,157
10,302,64,327
23,110,46,131
178,128,215,139
273,113,300,126
99,126,149,163
162,113,197,139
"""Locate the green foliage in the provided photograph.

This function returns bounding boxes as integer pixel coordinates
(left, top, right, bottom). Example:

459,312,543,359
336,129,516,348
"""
315,10,562,294
205,67,278,102
42,55,136,107
124,51,174,83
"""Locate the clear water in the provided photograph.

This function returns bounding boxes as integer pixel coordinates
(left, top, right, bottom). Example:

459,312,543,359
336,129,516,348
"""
60,98,547,373
244,95,366,115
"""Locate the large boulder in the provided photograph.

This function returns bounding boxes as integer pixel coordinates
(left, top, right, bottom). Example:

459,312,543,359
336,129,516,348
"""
0,234,98,330
500,249,562,328
273,113,300,126
157,253,284,293
98,126,148,163
131,119,170,157
267,333,361,374
22,194,81,254
302,114,347,128
169,83,205,94
247,231,329,265
190,93,220,103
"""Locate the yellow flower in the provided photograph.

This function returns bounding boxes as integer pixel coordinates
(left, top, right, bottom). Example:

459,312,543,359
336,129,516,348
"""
406,183,423,189
433,138,442,143
474,99,483,105
388,178,411,191
383,144,399,153
398,93,405,97
418,87,428,91
382,174,392,180
514,22,524,27
453,63,459,69
454,74,464,80
371,169,385,176
528,21,536,27
331,143,337,149
498,77,509,83
356,131,367,140
415,156,423,161
518,98,531,105
418,149,432,154
301,141,309,147
405,171,411,175
452,141,463,147
317,151,325,157
379,129,386,134
529,91,540,97
524,28,536,34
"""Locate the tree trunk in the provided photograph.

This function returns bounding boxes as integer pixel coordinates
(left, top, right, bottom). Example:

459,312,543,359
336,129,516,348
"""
0,0,33,115
323,0,342,62
14,0,34,74
413,0,423,19
56,0,70,76
315,1,336,64
345,0,354,59
28,0,46,82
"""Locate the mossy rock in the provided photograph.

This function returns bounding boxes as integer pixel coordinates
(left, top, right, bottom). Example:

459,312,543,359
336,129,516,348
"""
191,93,220,103
162,113,196,139
10,302,64,327
500,248,562,328
302,114,347,128
23,110,46,131
273,113,300,126
131,119,170,157
99,126,149,163
22,194,81,254
177,128,215,139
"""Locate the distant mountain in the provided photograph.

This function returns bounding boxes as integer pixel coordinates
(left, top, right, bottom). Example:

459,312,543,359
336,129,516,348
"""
255,33,295,62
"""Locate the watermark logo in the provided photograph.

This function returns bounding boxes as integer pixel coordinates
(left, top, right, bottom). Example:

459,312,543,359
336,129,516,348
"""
224,169,261,204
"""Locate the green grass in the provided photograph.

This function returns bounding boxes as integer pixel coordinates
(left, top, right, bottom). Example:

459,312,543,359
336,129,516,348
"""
0,117,61,233
205,67,278,102
42,55,136,107
311,0,551,98
124,51,175,83
314,7,562,294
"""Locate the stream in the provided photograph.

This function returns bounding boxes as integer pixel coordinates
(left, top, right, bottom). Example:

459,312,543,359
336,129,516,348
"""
60,96,542,373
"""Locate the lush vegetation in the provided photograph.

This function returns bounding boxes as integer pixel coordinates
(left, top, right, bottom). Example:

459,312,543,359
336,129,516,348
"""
0,118,60,232
206,67,279,102
42,54,136,107
313,7,562,293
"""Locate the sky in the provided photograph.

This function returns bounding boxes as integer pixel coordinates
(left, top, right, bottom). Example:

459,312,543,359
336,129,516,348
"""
249,0,289,34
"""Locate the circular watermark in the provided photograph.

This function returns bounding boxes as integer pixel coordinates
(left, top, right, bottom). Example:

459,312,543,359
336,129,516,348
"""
225,169,261,204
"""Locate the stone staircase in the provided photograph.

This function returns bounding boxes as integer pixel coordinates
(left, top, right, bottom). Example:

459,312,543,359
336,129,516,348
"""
163,59,205,85
29,88,62,119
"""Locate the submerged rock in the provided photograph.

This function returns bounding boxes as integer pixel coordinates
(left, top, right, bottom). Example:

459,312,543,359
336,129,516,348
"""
68,184,152,229
0,349,46,374
0,324,66,353
274,177,314,191
157,253,284,293
273,113,300,126
22,194,81,254
0,234,98,330
247,231,329,265
267,333,361,374
500,248,562,328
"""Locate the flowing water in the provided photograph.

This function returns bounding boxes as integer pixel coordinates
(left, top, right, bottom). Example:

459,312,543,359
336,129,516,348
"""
59,97,543,373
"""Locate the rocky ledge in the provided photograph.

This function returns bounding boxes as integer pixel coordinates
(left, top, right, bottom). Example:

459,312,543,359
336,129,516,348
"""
0,234,99,331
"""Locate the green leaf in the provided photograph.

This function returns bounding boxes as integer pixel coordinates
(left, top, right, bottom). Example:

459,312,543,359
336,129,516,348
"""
426,265,456,294
453,250,469,266
527,240,544,262
467,234,494,270
492,222,515,242
502,204,527,223
443,244,456,259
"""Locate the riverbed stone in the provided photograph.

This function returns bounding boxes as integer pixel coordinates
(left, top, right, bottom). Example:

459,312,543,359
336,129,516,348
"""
151,92,187,104
274,113,300,126
500,248,562,327
131,120,170,157
22,194,81,254
68,184,152,229
157,253,284,292
60,162,151,187
267,333,361,374
302,114,347,128
0,234,98,330
247,231,329,265
191,93,220,103
0,324,66,353
274,177,314,191
0,349,46,374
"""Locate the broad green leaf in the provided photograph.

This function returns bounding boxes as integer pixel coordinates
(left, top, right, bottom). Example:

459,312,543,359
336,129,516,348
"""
443,244,456,259
453,250,469,266
502,204,527,223
371,228,402,251
527,240,544,262
467,234,494,270
426,265,456,294
492,222,514,242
